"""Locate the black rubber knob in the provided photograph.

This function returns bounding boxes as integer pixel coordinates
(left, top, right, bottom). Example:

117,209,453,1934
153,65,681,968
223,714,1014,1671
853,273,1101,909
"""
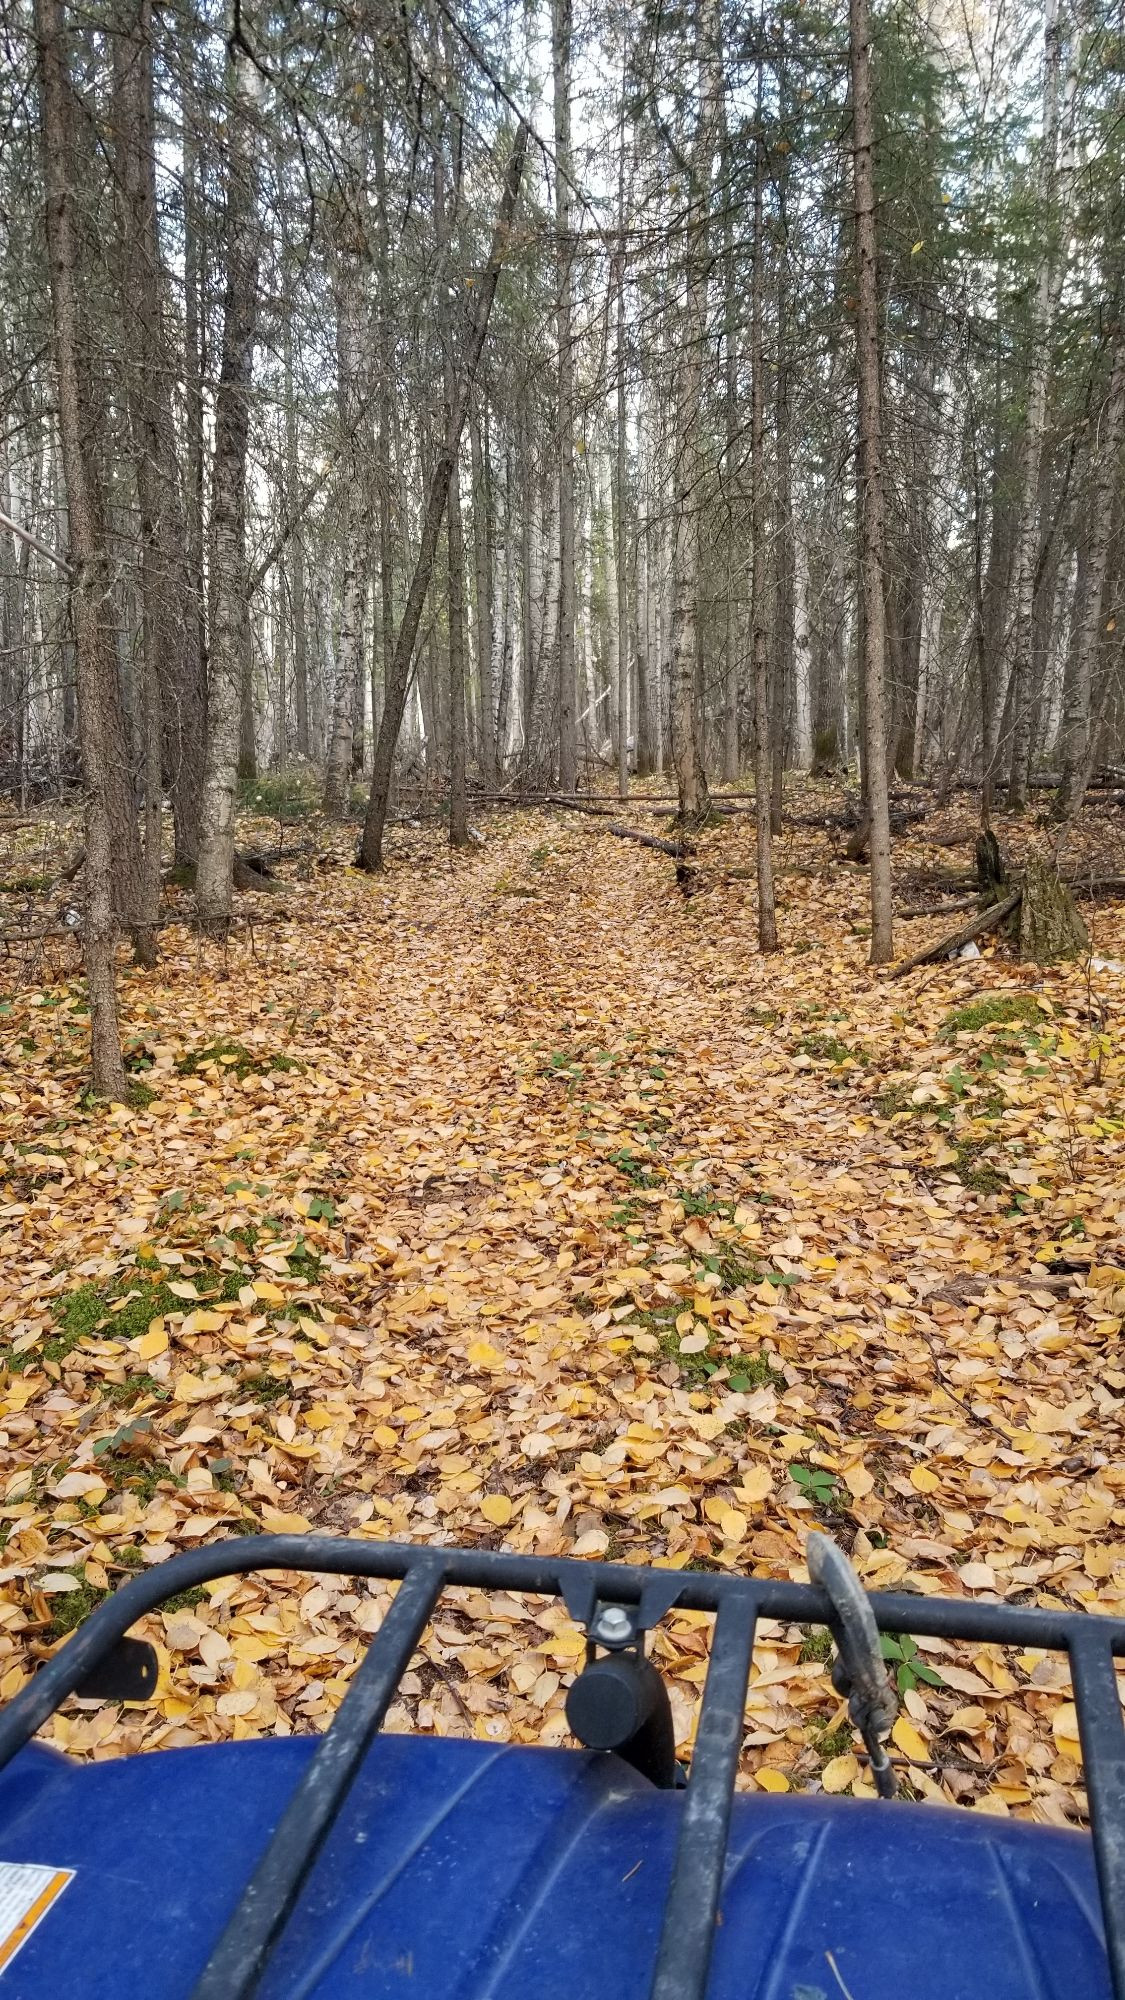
566,1655,648,1750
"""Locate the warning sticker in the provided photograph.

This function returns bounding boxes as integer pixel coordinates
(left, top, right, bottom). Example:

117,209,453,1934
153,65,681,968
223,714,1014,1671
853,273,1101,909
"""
0,1864,73,1976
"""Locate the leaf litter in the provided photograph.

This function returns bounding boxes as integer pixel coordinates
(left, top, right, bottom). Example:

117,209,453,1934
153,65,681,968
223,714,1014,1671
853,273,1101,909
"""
1,784,1123,1825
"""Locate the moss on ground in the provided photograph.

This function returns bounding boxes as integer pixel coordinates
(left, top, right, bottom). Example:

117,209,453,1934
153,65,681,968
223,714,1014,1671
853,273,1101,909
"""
175,1039,298,1081
940,993,1042,1038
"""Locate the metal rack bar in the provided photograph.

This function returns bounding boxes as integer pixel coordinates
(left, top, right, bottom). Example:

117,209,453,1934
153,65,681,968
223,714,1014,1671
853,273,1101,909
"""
1071,1624,1125,2000
650,1593,758,2000
191,1555,445,2000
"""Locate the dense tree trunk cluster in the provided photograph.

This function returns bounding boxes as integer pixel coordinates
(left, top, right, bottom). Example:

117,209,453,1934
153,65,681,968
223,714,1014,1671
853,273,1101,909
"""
2,0,1122,1086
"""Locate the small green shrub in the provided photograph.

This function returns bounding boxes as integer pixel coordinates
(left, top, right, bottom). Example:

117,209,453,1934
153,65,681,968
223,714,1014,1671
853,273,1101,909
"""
239,770,319,821
881,1632,945,1693
789,1463,841,1509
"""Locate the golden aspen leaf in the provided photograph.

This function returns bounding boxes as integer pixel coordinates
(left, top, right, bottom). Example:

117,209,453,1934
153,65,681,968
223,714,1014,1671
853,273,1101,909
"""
719,1507,747,1543
910,1465,940,1493
821,1752,859,1793
572,1529,609,1555
467,1341,505,1369
842,1462,874,1499
892,1717,930,1763
755,1767,790,1792
259,1507,311,1533
480,1493,512,1527
1052,1703,1082,1758
134,1322,168,1360
252,1280,286,1304
738,1464,773,1505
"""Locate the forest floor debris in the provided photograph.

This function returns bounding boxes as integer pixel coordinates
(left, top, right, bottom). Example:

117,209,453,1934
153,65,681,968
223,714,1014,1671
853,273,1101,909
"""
1,780,1123,1822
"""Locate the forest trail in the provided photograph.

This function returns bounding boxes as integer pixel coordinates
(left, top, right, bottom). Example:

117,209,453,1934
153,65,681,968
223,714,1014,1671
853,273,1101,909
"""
1,787,1123,1818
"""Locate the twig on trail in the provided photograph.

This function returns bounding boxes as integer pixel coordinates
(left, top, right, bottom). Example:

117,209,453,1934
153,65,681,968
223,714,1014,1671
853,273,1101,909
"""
889,890,1021,978
926,1269,1081,1306
897,895,978,919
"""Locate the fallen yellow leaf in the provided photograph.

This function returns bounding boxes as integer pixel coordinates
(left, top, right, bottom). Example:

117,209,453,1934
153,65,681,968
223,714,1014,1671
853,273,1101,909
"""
1052,1703,1082,1759
842,1462,874,1499
892,1716,930,1763
821,1752,859,1793
467,1341,505,1369
910,1465,940,1493
259,1506,311,1533
738,1464,773,1505
755,1767,790,1792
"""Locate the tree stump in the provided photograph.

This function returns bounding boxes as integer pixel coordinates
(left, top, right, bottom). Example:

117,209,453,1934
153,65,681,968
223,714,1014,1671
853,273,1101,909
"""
845,805,871,862
975,828,1007,900
1018,857,1089,963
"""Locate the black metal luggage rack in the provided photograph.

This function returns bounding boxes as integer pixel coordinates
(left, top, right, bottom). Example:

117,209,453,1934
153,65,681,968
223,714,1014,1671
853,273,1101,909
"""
0,1533,1123,2000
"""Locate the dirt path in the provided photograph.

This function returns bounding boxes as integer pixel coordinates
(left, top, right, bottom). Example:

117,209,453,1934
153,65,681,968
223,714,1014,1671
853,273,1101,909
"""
1,796,1123,1814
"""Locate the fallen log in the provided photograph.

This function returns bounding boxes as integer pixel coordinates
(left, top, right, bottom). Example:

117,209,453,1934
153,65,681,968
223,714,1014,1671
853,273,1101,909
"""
543,794,614,818
890,889,1021,978
542,794,693,856
1071,875,1125,899
606,822,690,857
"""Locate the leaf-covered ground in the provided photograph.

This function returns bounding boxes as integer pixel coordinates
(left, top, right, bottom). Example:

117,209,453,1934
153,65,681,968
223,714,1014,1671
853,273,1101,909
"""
1,784,1123,1818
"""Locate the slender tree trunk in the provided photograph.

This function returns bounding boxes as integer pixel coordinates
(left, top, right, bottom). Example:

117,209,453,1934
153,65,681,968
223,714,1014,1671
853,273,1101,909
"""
434,80,470,848
669,0,721,823
113,0,173,960
115,0,204,878
374,93,393,763
447,453,469,843
772,97,794,834
850,0,893,963
324,93,368,817
272,560,287,765
721,117,741,787
36,0,128,1096
358,126,528,870
553,0,577,791
518,411,534,769
179,29,209,858
750,105,776,951
471,403,496,786
195,26,262,931
281,314,309,759
1054,334,1125,818
1003,0,1076,809
614,237,630,799
793,534,814,770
